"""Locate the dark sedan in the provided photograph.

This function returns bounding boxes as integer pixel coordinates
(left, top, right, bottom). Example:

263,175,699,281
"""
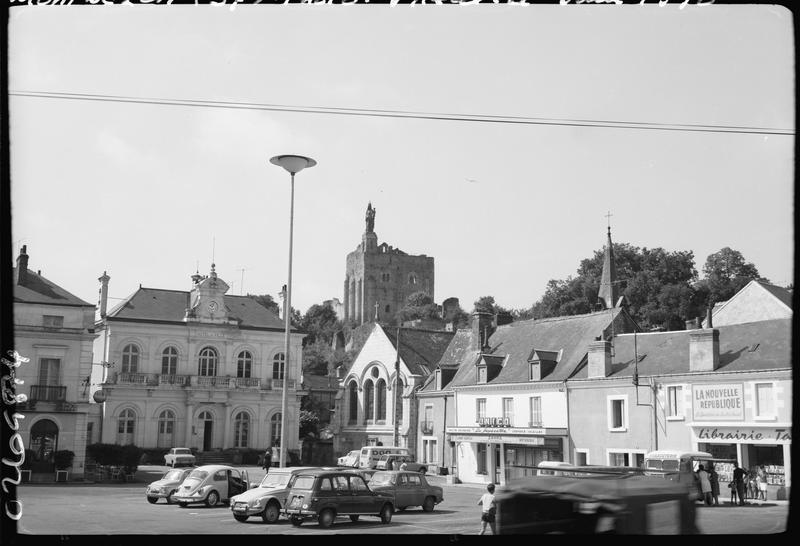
368,470,444,512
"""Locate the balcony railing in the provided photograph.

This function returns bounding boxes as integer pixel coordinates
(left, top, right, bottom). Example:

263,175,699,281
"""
421,421,434,435
118,372,151,385
196,376,229,387
158,374,191,386
29,385,67,402
235,377,261,388
270,379,296,390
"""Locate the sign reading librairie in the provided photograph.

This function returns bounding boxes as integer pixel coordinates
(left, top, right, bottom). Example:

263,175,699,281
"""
692,383,744,421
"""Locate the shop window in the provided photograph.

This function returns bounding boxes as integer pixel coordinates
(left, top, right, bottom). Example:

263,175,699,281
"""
607,395,627,431
667,385,684,420
608,451,629,466
754,383,775,419
477,443,487,475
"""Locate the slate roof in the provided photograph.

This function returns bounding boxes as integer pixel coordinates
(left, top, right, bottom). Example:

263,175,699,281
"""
570,317,792,380
418,328,479,392
106,287,289,330
389,327,456,377
12,267,93,307
448,309,624,387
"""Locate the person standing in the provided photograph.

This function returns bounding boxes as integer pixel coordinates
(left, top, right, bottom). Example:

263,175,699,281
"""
478,483,497,535
732,462,747,506
708,464,720,506
262,447,272,473
697,464,712,506
756,465,768,501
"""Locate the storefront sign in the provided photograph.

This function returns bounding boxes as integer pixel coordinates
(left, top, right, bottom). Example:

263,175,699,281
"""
477,417,510,427
696,427,791,443
692,383,744,421
450,434,545,445
447,426,551,435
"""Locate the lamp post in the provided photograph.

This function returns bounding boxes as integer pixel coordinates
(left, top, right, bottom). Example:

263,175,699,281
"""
269,154,317,468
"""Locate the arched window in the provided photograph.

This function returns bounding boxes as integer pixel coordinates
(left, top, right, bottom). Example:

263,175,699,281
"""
237,350,252,378
117,408,136,445
122,344,139,373
161,346,178,375
273,353,285,380
234,412,250,448
30,419,59,466
157,409,175,448
364,381,374,423
270,413,282,447
198,347,218,376
348,381,358,423
376,379,387,421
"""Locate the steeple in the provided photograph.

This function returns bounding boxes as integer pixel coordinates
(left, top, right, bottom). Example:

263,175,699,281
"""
598,225,619,309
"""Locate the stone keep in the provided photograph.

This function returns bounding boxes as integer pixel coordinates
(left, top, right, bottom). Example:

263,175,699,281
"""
343,203,435,324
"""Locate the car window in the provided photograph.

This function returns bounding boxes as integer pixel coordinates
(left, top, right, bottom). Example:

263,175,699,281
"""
318,477,333,491
407,474,421,486
333,475,350,492
369,472,393,486
163,469,185,481
188,470,208,480
261,473,291,488
213,470,227,481
350,476,369,492
176,449,191,455
397,474,407,486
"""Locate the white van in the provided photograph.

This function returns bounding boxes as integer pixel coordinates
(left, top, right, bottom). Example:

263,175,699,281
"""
643,450,736,500
536,461,574,476
358,446,412,469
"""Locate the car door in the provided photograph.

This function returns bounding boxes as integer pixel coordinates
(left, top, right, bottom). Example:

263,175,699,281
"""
405,473,424,507
332,474,353,515
348,474,373,513
215,469,229,499
395,472,412,508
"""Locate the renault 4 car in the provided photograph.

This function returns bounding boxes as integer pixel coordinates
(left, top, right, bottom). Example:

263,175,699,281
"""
282,469,395,528
229,466,318,523
173,465,250,508
368,470,443,512
163,447,196,468
146,467,194,504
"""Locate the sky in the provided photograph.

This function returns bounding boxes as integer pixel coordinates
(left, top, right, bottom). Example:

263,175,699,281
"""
6,2,795,318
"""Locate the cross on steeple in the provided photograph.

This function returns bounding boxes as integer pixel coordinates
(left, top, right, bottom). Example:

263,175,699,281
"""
605,211,613,233
374,300,380,321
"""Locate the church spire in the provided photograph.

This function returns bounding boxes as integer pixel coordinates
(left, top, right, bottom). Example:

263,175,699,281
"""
598,222,619,310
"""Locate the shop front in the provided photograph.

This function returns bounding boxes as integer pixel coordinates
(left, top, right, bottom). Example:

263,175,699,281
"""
447,425,568,485
695,425,791,500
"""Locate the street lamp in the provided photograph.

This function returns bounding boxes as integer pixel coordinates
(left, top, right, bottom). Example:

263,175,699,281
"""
269,154,316,468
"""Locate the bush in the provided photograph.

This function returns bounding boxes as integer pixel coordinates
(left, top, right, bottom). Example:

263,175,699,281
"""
120,444,143,473
139,448,170,465
87,443,124,465
54,450,75,470
21,449,36,469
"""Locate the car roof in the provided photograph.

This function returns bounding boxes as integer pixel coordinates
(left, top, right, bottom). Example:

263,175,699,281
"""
191,464,238,472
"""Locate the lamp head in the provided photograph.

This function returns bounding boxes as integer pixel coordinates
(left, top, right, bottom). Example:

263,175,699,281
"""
270,154,317,175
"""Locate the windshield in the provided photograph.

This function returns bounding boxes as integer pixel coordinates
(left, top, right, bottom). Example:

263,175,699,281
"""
187,470,209,480
290,475,316,489
163,470,187,481
645,460,680,471
369,472,394,486
175,449,191,455
261,473,291,488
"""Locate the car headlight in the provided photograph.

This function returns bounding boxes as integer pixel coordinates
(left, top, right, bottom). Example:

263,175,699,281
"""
253,498,267,508
301,503,309,509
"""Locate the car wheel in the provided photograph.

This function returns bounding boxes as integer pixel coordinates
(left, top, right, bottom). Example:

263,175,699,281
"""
290,516,303,527
380,504,393,524
422,496,435,512
166,490,177,504
233,514,249,523
206,490,220,507
262,502,280,524
318,508,336,528
349,515,360,522
147,496,158,504
179,502,188,508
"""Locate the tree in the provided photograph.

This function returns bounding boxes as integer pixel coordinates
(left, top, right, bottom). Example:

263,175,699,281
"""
699,247,767,306
473,296,510,314
395,291,441,324
299,409,320,438
246,293,280,316
300,302,341,346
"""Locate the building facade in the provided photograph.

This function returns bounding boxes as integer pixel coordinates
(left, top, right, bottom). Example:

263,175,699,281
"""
93,265,305,460
12,246,98,480
343,203,435,324
331,323,453,457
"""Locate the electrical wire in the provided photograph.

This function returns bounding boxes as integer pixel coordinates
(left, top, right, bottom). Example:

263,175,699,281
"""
8,90,794,136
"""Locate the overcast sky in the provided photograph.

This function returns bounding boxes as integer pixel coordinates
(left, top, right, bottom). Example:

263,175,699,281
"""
7,3,794,317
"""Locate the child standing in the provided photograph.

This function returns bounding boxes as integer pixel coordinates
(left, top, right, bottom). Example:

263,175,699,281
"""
478,483,497,535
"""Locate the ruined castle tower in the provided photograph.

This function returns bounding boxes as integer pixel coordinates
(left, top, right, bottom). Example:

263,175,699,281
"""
343,203,435,324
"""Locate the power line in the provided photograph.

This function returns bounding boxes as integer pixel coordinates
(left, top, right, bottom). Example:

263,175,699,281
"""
8,90,794,136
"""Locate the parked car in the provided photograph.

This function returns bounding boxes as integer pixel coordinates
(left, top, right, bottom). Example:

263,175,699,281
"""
173,465,250,508
337,450,360,468
230,466,319,523
368,470,444,512
145,467,194,504
345,468,377,484
282,469,395,528
163,447,196,468
375,454,428,474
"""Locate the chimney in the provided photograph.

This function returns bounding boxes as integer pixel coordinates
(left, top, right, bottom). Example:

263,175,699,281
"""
588,340,612,378
15,245,29,285
470,311,495,352
685,317,702,330
689,328,720,372
98,271,111,318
